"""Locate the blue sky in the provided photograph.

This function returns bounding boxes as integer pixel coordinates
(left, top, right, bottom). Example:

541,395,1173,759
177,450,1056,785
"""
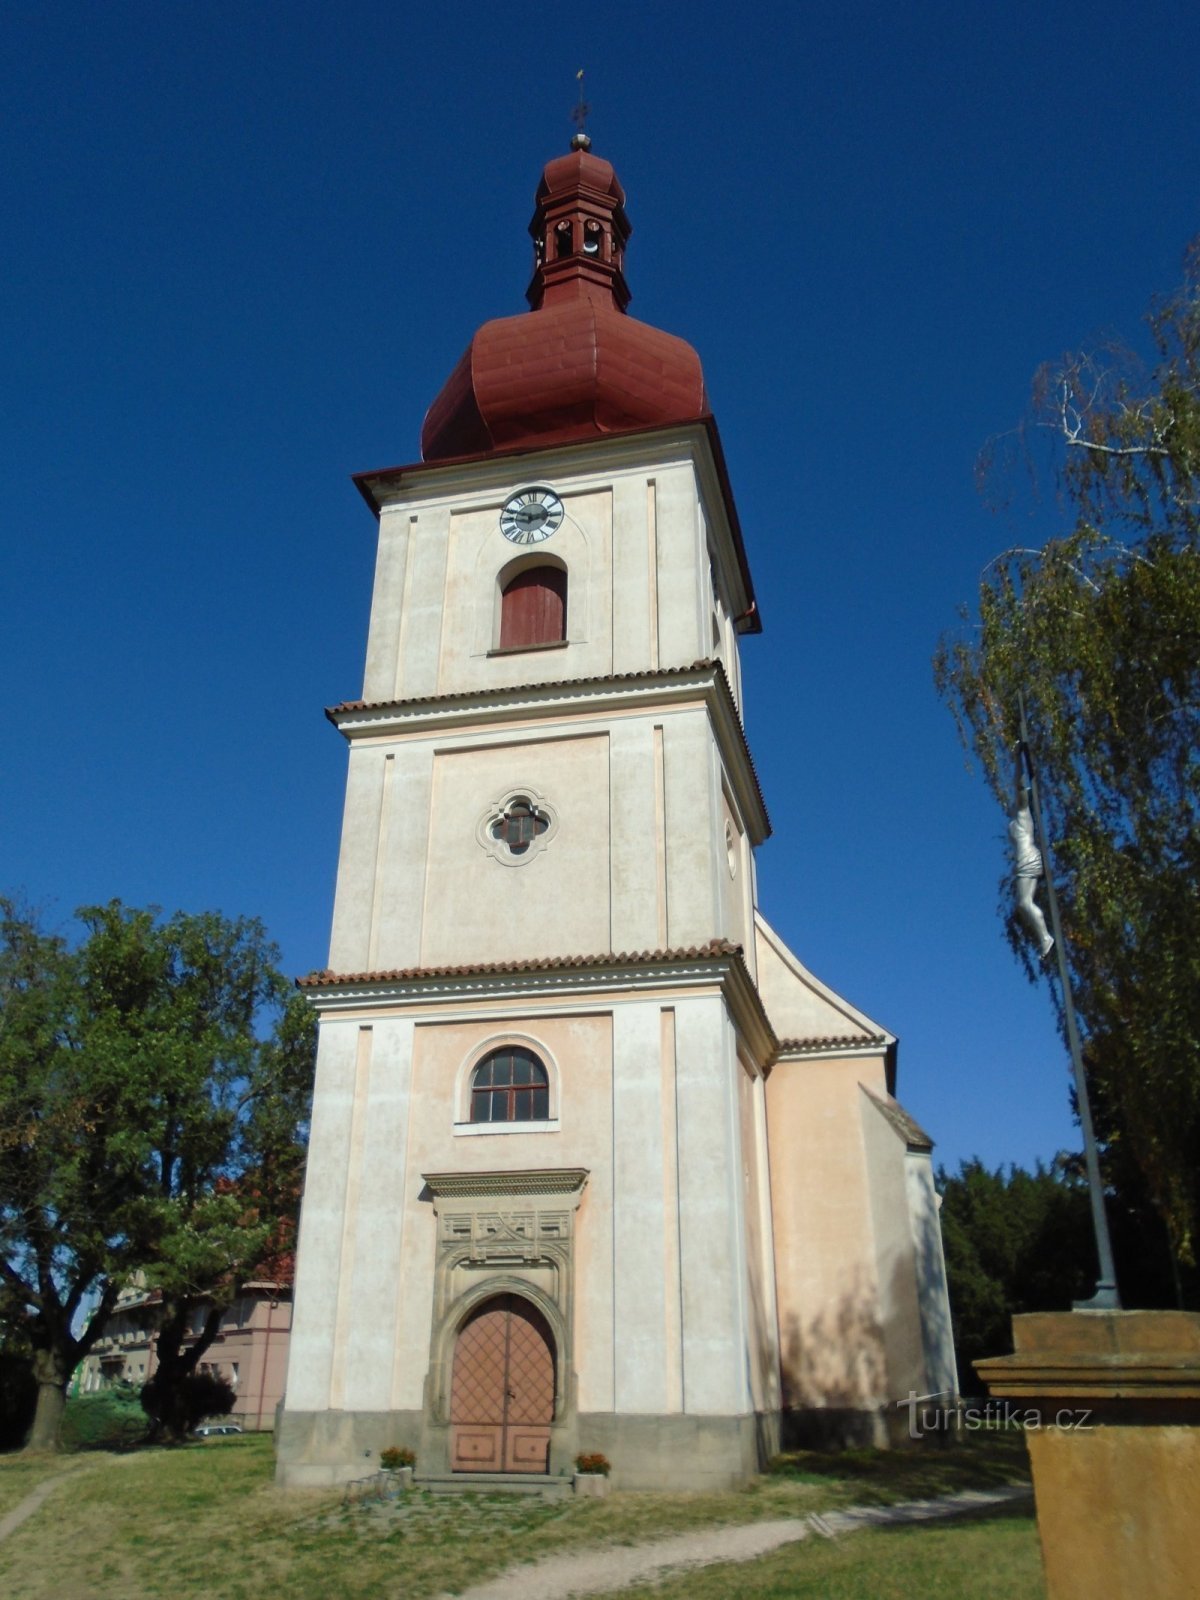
3,1,1196,1175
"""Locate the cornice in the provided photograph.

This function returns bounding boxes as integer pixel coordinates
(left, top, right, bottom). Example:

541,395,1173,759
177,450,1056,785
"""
422,1168,589,1200
299,939,781,1067
299,941,743,1009
775,1033,890,1059
326,658,771,843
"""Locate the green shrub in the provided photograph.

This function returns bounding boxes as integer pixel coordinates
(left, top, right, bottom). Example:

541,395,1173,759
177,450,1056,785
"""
141,1369,236,1440
60,1387,147,1450
379,1446,415,1469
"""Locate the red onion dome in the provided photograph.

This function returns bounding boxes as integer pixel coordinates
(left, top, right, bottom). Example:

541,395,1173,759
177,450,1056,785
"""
421,137,708,461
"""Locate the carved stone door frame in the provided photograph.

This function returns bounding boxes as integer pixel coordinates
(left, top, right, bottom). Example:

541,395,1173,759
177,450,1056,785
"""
420,1168,588,1476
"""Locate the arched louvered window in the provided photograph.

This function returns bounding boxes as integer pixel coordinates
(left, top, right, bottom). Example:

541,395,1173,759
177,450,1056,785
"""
499,565,567,650
470,1047,550,1124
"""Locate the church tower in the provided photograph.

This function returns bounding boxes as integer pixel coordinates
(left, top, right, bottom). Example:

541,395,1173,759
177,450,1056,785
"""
277,140,955,1490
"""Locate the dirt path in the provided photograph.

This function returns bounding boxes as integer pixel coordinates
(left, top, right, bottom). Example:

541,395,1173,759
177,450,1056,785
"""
0,1472,77,1544
438,1484,1034,1600
0,1452,141,1546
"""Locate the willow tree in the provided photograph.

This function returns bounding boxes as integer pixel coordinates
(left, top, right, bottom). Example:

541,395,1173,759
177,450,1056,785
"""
935,244,1200,1292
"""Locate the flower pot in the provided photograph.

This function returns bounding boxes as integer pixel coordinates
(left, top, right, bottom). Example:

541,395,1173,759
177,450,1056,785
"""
573,1471,610,1498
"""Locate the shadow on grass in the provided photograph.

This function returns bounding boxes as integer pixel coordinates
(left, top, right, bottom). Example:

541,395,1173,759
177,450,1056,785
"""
767,1430,1031,1499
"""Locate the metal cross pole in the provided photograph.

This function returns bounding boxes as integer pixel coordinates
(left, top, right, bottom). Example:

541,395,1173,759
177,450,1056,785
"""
571,70,590,139
1017,692,1120,1310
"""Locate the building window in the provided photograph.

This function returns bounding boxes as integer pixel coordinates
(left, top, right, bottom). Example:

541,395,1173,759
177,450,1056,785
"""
491,797,550,856
499,565,567,650
478,786,558,867
470,1047,550,1124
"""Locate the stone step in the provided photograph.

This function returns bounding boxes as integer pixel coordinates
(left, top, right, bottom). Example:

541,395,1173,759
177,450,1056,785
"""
413,1471,571,1499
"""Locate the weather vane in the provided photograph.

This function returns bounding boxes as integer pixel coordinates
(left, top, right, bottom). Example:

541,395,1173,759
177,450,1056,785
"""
570,68,591,149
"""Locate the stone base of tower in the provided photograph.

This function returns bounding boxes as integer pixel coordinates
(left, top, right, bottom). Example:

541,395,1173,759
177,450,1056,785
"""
573,1410,780,1489
274,1406,780,1491
275,1409,426,1488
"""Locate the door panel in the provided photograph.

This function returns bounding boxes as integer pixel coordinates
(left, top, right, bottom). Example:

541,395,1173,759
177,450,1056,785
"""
450,1294,555,1474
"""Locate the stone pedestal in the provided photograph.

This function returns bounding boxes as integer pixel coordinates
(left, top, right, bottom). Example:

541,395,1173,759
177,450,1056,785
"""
975,1311,1200,1600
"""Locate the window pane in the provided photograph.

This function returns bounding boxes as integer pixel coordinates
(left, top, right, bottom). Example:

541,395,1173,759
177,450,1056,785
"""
468,1049,550,1125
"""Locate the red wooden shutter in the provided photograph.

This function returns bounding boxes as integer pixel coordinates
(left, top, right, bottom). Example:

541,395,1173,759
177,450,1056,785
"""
500,567,566,649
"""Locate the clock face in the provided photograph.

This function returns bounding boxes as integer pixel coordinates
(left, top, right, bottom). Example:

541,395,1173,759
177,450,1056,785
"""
499,486,564,545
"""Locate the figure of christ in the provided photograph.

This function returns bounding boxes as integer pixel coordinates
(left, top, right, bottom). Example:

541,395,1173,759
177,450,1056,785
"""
1008,764,1055,960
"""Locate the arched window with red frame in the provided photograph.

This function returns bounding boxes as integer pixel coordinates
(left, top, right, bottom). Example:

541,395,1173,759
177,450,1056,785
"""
499,564,567,650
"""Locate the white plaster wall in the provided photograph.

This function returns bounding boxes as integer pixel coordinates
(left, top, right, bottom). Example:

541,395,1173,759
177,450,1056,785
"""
292,993,757,1425
337,1020,416,1411
436,489,613,693
327,746,389,971
675,996,752,1413
361,509,412,703
661,709,721,949
654,464,706,668
860,1093,928,1405
738,1059,783,1413
327,702,746,979
419,733,610,967
721,790,752,954
608,718,662,953
355,432,752,712
395,1011,615,1413
754,915,887,1043
370,745,435,971
396,505,451,702
610,1000,677,1413
905,1151,958,1402
285,1019,371,1410
611,474,655,674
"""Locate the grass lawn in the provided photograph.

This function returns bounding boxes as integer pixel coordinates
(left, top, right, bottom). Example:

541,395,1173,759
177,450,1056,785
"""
618,1509,1044,1599
0,1431,1039,1600
0,1454,93,1521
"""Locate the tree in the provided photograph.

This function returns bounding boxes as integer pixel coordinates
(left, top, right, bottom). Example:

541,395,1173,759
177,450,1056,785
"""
935,243,1200,1291
0,899,314,1449
938,1159,1093,1389
138,978,313,1443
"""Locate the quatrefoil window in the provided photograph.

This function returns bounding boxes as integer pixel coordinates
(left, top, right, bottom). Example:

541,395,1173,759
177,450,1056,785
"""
491,798,549,855
478,788,558,866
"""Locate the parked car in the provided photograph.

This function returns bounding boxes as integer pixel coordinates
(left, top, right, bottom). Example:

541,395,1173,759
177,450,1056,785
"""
193,1422,244,1437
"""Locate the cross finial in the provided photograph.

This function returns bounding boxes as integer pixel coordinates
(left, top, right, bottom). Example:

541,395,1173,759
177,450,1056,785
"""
570,69,591,150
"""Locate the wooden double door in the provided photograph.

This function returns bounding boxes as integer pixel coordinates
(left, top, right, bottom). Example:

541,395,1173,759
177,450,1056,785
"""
449,1294,555,1474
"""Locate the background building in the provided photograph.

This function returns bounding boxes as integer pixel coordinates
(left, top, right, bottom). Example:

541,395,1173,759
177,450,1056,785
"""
77,1279,291,1432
